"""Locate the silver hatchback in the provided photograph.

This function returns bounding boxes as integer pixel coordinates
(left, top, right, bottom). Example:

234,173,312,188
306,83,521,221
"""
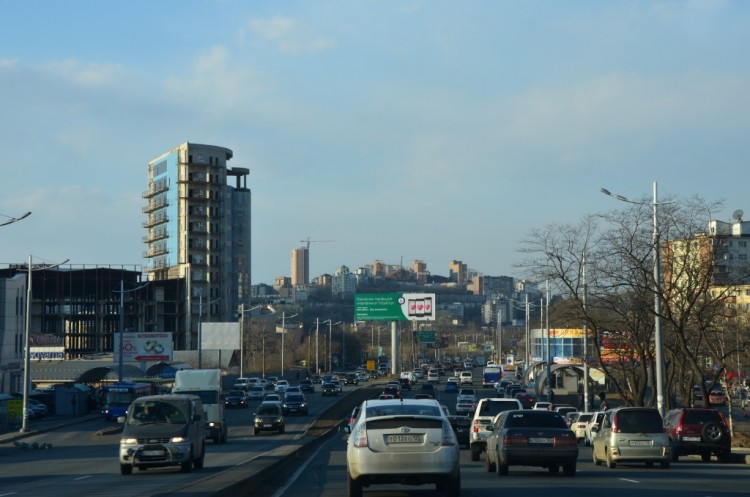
343,398,460,497
591,407,671,469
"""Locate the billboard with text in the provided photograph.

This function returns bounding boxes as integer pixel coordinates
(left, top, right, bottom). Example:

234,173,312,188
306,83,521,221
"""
354,293,436,321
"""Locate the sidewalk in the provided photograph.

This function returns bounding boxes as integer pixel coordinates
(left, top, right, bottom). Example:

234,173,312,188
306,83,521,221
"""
0,413,108,444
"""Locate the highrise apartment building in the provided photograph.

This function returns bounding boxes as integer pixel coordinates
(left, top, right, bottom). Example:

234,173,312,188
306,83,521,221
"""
143,142,251,349
291,246,309,286
449,260,468,286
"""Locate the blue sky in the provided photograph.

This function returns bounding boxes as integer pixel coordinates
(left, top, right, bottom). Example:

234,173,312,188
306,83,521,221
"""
1,1,748,284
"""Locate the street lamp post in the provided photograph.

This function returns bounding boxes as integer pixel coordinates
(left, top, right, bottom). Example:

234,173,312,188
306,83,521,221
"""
115,279,149,379
324,320,341,372
601,181,672,417
546,280,552,403
280,312,299,378
582,252,589,413
238,304,261,377
0,211,31,227
20,255,69,433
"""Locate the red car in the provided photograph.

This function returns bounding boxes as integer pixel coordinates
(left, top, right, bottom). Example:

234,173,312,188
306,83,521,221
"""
708,390,727,406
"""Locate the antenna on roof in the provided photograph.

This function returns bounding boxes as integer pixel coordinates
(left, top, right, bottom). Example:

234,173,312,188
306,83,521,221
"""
732,209,744,222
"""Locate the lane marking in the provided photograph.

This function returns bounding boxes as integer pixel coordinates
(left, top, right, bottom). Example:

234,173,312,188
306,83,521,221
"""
73,475,92,481
619,478,640,483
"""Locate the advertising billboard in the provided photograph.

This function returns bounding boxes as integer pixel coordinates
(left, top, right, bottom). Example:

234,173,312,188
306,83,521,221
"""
113,332,173,362
354,293,436,321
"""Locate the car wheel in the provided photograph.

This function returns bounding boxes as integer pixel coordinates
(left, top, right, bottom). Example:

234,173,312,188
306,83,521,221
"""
592,446,601,465
181,448,193,473
671,444,679,462
445,473,461,497
347,474,362,497
470,445,481,461
485,449,496,472
120,464,132,475
194,443,205,470
702,422,723,443
548,464,560,475
563,462,576,476
606,449,616,469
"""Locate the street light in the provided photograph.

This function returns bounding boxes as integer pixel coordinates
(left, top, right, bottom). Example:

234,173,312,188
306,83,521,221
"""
197,294,221,369
280,312,299,378
0,211,31,227
601,181,673,417
20,255,69,433
115,279,149,379
238,304,261,377
324,320,341,372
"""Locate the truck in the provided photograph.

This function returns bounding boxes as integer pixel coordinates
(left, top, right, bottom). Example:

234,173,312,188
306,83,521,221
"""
482,366,502,388
172,369,227,444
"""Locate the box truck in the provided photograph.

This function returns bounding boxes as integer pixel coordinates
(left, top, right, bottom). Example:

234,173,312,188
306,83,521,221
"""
173,369,227,444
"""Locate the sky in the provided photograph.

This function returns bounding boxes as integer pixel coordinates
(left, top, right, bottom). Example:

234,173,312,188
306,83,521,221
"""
1,0,749,285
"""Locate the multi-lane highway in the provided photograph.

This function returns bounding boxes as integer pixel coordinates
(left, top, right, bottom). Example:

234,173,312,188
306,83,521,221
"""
1,375,748,497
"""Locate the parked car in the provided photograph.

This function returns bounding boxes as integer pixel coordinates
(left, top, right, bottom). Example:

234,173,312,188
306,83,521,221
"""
223,390,248,408
485,410,578,476
469,398,523,461
252,403,285,435
664,407,731,462
342,398,460,497
282,393,309,416
708,389,727,406
569,412,594,443
591,407,671,469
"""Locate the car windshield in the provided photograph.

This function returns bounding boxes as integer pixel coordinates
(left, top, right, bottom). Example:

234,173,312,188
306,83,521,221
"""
257,406,279,415
130,400,188,424
480,401,518,416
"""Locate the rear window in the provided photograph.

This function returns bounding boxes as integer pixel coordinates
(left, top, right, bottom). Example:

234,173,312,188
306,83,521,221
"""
367,418,443,430
479,400,519,417
505,411,568,429
615,409,663,433
683,410,721,424
366,404,442,417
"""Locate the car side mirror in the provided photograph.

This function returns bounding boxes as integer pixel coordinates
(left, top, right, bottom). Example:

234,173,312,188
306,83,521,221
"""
341,425,351,434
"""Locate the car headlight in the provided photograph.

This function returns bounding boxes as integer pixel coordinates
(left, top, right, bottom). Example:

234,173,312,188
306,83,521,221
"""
170,436,187,443
121,437,138,445
282,403,288,408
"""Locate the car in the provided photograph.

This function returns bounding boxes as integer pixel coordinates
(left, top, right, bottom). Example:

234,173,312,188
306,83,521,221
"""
456,399,477,416
584,411,606,445
413,393,433,399
342,398,461,497
282,393,309,416
591,407,671,469
692,385,703,401
569,412,594,442
261,393,282,406
286,385,302,395
331,380,343,393
514,392,537,410
412,368,424,380
344,373,359,385
233,377,254,390
398,377,412,391
247,385,265,401
533,401,552,411
382,384,401,399
445,380,459,393
663,407,731,462
485,410,578,476
299,379,315,393
274,380,290,393
446,376,460,385
554,406,578,419
346,405,362,432
459,371,473,385
311,375,322,384
321,382,338,396
708,389,727,406
469,398,523,461
223,390,248,408
266,376,279,389
448,415,472,448
419,382,437,399
356,372,369,382
457,388,477,404
26,398,50,417
427,369,440,383
252,403,285,435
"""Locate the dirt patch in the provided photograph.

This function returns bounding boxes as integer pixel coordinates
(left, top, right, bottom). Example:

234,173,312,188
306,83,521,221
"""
734,430,750,448
305,387,380,437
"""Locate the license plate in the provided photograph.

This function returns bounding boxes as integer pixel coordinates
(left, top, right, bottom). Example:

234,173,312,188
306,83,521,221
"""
529,437,552,444
142,450,164,456
629,440,653,446
683,436,701,442
386,434,423,444
264,424,272,427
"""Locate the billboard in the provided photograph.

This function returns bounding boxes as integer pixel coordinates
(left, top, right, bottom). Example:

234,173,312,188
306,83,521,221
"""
113,332,173,362
354,293,436,321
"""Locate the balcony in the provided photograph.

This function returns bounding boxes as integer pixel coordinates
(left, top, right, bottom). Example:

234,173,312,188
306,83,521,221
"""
142,198,169,214
143,246,169,259
143,214,169,229
142,182,169,199
142,230,169,243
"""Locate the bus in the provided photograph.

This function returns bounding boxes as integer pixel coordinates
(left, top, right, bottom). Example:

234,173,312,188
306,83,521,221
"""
100,382,152,420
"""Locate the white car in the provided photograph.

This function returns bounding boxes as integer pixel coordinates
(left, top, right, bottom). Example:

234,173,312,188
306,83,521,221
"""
469,398,523,461
274,380,290,393
427,370,440,383
570,412,594,442
457,388,477,404
459,371,473,385
343,398,460,497
584,411,606,445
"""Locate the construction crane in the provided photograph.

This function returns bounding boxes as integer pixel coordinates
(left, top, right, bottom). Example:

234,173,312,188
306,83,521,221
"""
300,237,335,250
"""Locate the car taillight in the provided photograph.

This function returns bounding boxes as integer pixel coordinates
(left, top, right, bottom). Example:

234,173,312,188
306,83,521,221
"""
442,420,457,446
504,435,528,446
473,419,480,432
554,435,577,447
352,422,369,448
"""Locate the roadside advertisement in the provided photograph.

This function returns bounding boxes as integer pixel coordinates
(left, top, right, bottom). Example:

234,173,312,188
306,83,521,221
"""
113,332,173,362
354,293,436,321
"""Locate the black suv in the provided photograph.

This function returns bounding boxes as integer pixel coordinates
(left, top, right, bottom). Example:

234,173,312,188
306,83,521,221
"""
344,373,359,385
664,407,731,462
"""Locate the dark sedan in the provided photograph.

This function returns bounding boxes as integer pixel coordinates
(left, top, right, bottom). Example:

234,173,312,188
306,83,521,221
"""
299,379,315,393
485,410,578,476
282,393,309,415
252,403,285,435
448,415,471,448
224,390,248,408
514,392,537,410
321,382,339,396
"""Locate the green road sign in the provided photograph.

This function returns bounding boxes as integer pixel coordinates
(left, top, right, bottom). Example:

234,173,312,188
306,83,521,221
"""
419,331,435,343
